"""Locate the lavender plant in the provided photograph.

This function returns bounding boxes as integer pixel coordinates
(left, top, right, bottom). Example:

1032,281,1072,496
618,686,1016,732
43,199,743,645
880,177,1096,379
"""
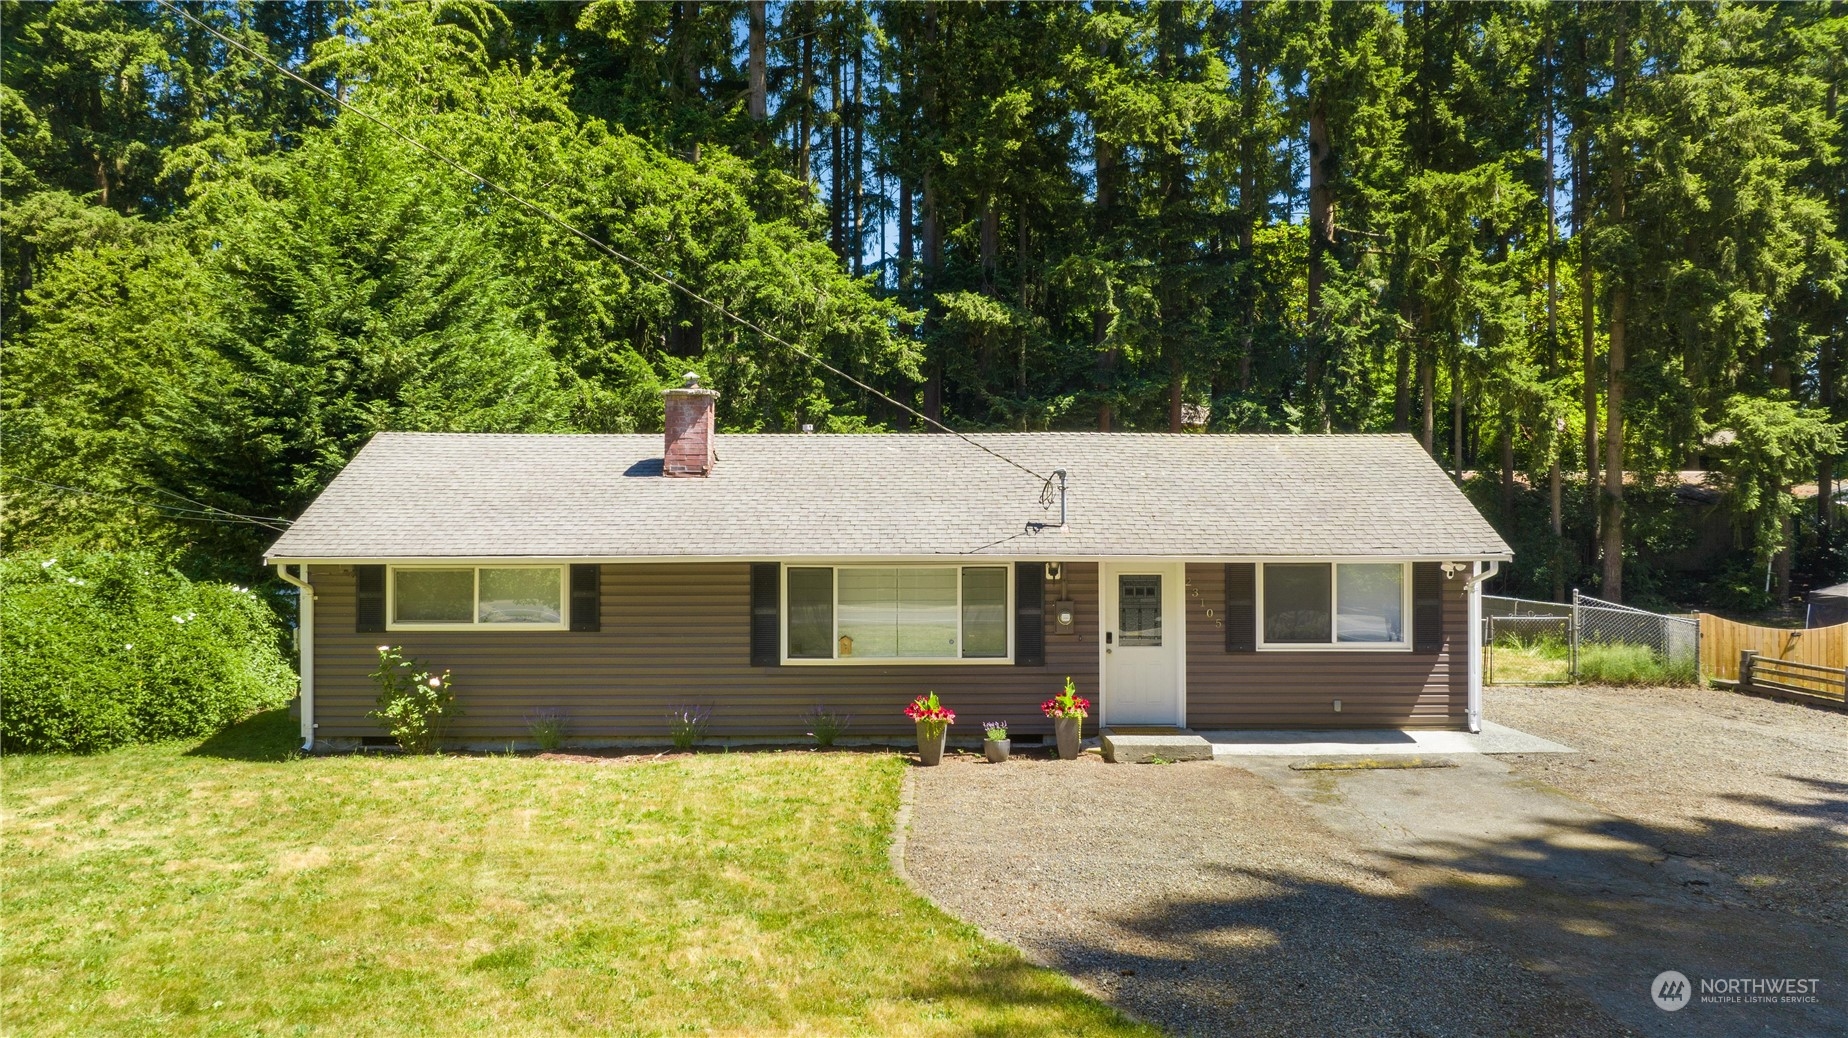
803,704,851,748
667,704,712,751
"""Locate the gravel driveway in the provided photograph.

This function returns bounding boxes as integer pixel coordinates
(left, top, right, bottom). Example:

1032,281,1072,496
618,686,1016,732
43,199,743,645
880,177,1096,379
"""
1488,683,1848,924
901,687,1846,1037
902,750,1634,1037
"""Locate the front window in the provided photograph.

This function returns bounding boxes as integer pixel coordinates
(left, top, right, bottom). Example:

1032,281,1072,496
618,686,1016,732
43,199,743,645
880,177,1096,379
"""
786,567,835,659
389,566,565,629
787,566,1010,662
1335,563,1405,643
1261,562,1406,647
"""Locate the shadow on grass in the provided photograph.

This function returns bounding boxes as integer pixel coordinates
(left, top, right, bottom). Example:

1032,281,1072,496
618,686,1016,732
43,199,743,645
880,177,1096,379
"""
910,955,1152,1037
185,708,299,762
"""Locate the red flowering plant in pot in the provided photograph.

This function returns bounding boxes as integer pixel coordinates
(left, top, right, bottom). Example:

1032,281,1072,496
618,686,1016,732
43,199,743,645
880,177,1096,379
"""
1042,677,1091,760
904,691,956,766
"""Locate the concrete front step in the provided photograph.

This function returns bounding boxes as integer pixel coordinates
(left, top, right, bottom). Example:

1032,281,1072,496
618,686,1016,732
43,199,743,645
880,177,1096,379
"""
1099,727,1215,764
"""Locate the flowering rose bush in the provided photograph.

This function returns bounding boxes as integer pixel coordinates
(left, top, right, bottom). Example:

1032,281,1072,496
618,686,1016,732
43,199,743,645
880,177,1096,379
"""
1041,676,1091,719
370,646,458,753
904,691,955,732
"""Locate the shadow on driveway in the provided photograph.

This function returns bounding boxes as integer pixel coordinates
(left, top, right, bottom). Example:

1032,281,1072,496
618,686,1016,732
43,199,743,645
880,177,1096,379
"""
1245,753,1846,1037
904,750,1843,1037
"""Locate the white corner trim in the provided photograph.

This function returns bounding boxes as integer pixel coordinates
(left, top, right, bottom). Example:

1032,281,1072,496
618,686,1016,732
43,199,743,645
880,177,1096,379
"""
275,563,315,750
1467,560,1485,733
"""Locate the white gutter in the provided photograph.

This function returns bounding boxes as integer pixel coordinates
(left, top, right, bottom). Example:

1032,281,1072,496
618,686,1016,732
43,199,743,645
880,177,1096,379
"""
275,563,315,751
265,552,1516,566
1463,560,1499,733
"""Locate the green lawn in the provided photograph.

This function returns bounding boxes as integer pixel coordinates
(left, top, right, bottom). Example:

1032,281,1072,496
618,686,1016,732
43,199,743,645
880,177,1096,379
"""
2,712,1148,1037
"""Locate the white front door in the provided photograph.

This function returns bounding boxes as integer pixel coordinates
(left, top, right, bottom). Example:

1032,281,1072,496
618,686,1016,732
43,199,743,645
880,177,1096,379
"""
1102,563,1184,726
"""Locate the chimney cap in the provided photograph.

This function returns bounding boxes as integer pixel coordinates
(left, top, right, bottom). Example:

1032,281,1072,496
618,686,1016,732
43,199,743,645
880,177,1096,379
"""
662,371,717,399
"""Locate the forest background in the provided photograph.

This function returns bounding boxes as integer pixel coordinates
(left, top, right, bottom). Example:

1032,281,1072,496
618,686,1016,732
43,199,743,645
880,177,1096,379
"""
5,0,1846,616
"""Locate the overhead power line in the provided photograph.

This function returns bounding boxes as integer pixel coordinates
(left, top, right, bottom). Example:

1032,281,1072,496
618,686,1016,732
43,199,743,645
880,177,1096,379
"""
137,482,296,529
152,0,1050,487
8,475,293,532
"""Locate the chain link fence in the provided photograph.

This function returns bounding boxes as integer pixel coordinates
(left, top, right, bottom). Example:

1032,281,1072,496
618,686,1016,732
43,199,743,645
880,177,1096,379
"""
1484,591,1700,685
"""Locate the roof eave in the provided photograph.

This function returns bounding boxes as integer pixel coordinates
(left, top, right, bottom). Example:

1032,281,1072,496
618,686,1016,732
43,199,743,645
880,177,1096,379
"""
264,549,1516,566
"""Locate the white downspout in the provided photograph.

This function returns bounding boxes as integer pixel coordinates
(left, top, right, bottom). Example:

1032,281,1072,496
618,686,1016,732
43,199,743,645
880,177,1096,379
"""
276,563,315,751
1462,560,1502,589
1462,560,1500,734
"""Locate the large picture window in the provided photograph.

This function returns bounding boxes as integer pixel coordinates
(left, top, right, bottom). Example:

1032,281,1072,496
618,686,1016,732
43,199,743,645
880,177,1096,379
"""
389,566,565,630
786,566,1010,662
1259,562,1406,648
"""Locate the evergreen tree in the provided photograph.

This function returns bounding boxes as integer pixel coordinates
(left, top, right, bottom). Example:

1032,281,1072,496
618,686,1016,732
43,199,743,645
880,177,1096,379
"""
4,0,1846,606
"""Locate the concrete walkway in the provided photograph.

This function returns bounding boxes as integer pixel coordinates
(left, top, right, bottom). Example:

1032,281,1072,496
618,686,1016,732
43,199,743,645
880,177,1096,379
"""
1238,752,1846,1038
1202,720,1573,756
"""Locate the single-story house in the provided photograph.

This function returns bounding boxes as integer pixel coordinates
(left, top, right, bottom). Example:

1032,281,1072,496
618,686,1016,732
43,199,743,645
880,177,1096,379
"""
265,379,1511,751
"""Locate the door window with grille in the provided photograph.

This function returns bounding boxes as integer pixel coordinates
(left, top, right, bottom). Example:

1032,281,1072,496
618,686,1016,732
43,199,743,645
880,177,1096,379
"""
1119,575,1163,646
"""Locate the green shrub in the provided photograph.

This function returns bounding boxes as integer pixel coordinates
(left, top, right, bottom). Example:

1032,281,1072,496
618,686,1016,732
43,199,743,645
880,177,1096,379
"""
370,647,458,754
0,552,296,752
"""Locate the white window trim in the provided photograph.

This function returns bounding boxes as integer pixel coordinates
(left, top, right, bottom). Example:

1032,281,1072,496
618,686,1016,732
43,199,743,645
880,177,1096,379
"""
386,564,569,632
781,563,1014,666
1255,560,1413,652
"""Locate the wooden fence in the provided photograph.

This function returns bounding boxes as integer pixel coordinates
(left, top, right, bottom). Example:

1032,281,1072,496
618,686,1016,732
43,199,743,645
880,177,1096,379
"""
1699,614,1848,682
1737,652,1848,709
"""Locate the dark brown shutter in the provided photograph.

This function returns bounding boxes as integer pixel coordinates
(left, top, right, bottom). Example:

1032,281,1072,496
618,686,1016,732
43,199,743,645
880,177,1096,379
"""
750,563,781,667
1014,562,1045,666
355,565,385,633
1413,562,1443,653
569,564,600,632
1225,563,1256,652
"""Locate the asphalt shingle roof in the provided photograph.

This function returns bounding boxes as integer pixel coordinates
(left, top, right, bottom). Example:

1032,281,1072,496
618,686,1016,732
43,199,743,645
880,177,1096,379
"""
263,432,1512,561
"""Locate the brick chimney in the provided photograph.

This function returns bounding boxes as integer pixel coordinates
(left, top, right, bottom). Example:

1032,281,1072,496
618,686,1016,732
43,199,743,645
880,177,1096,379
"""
662,372,718,477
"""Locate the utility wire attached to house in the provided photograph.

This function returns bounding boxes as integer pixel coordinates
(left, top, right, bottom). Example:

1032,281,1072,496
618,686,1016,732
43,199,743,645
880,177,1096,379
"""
959,468,1068,554
151,0,1051,490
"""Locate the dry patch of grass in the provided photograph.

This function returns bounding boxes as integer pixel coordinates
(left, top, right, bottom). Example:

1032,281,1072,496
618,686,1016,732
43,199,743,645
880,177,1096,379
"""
1486,646,1573,685
2,711,1148,1037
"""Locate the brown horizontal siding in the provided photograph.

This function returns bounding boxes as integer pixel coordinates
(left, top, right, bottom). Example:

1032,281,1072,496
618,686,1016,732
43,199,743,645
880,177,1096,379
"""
311,562,1099,741
1182,563,1470,730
